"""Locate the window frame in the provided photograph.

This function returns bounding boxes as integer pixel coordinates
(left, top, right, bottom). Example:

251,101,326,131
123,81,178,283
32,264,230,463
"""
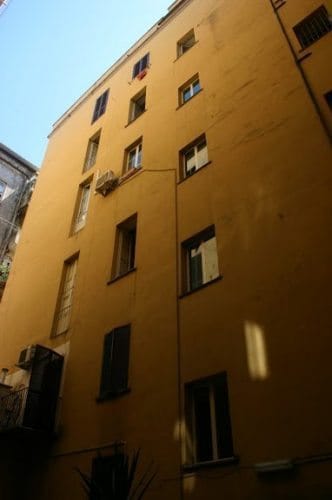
128,88,146,123
185,372,234,466
181,135,209,178
293,5,332,50
124,139,143,173
92,89,109,123
177,29,196,57
111,214,137,280
73,180,92,233
132,53,150,79
83,130,101,172
52,254,79,337
182,226,220,294
324,90,332,111
179,75,201,105
0,180,7,202
99,325,131,400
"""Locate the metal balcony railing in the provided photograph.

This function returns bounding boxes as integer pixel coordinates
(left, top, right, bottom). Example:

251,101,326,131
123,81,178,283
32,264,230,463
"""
0,387,26,431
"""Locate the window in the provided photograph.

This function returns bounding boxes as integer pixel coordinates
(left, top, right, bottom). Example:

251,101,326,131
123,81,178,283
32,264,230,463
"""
181,135,208,178
182,226,220,293
0,181,6,202
125,140,142,172
293,5,331,49
129,88,146,123
90,454,128,496
92,89,109,123
177,29,196,56
112,215,137,279
132,53,150,79
185,373,234,465
324,90,332,110
99,325,131,399
73,182,91,232
179,75,201,105
83,131,100,172
52,256,78,336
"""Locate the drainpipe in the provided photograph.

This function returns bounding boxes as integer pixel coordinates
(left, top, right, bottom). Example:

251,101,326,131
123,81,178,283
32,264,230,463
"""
269,0,332,144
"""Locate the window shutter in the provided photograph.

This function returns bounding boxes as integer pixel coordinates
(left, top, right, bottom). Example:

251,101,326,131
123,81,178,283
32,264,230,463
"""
99,89,109,115
190,251,203,290
110,325,130,393
133,61,140,78
100,331,114,396
141,53,149,71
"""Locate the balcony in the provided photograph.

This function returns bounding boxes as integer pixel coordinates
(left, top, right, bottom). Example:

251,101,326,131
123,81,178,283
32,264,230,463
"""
0,387,60,434
0,345,64,438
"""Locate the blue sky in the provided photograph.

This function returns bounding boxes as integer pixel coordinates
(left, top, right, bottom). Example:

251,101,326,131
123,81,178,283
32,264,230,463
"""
0,0,172,166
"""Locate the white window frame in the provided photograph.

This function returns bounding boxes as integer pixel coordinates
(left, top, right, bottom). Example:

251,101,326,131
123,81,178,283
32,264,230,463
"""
177,29,196,57
74,183,91,232
53,257,78,336
183,138,208,177
126,142,142,171
181,77,201,104
184,227,219,292
84,132,100,172
112,215,137,279
129,90,146,122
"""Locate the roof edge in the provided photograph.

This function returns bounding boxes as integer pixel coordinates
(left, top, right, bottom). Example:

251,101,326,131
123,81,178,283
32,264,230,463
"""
0,143,38,173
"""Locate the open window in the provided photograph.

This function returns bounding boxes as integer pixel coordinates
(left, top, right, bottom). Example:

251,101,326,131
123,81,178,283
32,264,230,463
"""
185,372,234,465
129,88,146,123
293,5,331,49
181,135,208,178
73,180,92,233
124,139,143,173
112,214,137,279
132,53,150,79
182,226,220,293
52,255,78,337
177,29,196,57
83,130,100,172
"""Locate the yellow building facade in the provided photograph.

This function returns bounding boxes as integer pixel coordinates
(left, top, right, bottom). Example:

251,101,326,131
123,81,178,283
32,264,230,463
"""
0,0,332,498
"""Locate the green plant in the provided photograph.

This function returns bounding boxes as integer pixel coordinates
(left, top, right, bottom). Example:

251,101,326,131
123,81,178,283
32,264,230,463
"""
0,262,10,282
76,449,156,500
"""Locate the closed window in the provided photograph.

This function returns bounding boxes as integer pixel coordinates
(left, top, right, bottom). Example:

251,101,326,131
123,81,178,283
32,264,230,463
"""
132,53,150,79
179,75,201,104
83,131,100,172
177,29,196,56
125,140,142,172
92,89,109,123
181,135,208,178
52,256,78,336
182,226,220,293
99,325,131,399
74,182,91,232
185,373,234,464
129,88,146,123
293,5,331,49
112,214,137,279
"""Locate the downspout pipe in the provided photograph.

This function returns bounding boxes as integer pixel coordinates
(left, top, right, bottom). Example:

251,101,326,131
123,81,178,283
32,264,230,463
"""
269,0,332,144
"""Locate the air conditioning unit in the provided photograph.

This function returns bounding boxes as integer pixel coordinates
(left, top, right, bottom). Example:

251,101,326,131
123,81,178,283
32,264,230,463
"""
95,170,118,196
16,345,36,370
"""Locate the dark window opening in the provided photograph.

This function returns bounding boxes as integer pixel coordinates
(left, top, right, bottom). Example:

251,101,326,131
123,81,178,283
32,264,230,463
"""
132,53,150,79
293,5,331,49
92,89,109,123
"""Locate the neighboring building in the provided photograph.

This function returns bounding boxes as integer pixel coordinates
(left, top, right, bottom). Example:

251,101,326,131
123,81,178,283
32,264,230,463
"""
0,1,332,499
0,143,37,298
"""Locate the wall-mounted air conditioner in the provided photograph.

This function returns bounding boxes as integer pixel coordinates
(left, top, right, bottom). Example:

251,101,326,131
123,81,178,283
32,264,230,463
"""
16,345,36,370
95,170,118,196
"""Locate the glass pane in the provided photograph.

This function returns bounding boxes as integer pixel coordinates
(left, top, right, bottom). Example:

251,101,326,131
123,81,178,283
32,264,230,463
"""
201,236,219,283
183,87,192,102
193,80,201,95
197,143,208,169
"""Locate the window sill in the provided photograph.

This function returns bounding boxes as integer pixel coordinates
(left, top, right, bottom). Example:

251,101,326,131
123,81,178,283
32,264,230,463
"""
96,388,131,403
125,110,147,128
176,88,203,110
119,167,142,184
178,161,212,184
107,267,136,285
174,40,199,62
182,456,239,473
179,275,223,299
